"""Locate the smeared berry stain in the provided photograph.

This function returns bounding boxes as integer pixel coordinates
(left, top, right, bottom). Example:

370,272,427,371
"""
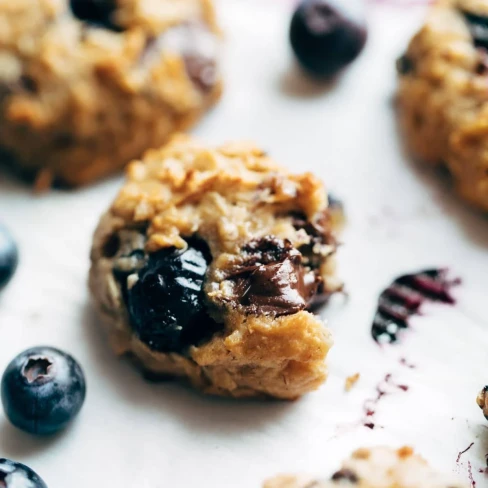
399,357,415,369
468,461,476,487
455,442,478,487
372,269,460,343
456,442,474,463
362,374,409,429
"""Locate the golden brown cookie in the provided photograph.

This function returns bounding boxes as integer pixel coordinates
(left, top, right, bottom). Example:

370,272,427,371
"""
89,135,341,399
397,0,488,211
0,0,222,187
476,385,488,419
264,446,467,488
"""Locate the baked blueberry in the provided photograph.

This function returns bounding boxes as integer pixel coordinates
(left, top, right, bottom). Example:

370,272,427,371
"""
290,0,367,78
462,11,488,49
0,459,47,488
126,240,220,353
0,224,18,291
1,347,86,435
70,0,119,30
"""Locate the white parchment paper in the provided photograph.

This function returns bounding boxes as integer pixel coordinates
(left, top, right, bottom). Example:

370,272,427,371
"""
0,1,487,486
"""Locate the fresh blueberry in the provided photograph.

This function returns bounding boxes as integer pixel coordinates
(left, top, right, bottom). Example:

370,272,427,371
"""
0,459,47,488
290,0,367,78
69,0,119,30
125,240,221,353
0,224,18,291
1,347,86,435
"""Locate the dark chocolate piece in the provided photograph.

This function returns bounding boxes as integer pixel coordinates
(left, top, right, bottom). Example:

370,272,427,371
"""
227,237,320,316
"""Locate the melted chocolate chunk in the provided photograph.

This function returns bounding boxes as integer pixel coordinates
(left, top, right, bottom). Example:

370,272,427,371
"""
227,237,320,316
463,11,488,49
372,269,460,343
291,210,334,269
331,469,359,483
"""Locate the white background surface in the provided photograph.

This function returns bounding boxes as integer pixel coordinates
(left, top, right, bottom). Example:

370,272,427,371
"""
1,0,488,486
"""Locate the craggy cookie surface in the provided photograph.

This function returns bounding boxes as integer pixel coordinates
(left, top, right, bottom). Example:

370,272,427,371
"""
264,446,467,488
0,0,222,187
476,385,488,418
397,0,488,211
89,135,341,399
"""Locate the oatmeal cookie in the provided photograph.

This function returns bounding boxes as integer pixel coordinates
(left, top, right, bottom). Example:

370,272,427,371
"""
0,0,222,187
476,385,488,418
264,446,467,488
89,135,341,399
397,0,488,211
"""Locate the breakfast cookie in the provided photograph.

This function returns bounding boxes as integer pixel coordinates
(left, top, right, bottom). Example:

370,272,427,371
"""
89,135,341,399
0,0,222,187
263,446,467,488
397,0,488,211
476,385,488,419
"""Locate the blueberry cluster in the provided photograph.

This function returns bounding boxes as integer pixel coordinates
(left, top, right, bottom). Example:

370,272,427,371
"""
0,345,86,486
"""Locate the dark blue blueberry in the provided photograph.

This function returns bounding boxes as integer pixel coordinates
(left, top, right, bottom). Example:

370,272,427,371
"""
70,0,119,31
290,0,367,78
1,347,86,435
462,11,488,50
126,240,220,353
0,459,47,488
0,224,18,291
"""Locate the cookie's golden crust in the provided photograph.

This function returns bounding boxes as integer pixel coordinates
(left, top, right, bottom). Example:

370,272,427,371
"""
263,446,467,487
0,0,222,186
476,386,488,419
89,135,339,399
397,0,488,210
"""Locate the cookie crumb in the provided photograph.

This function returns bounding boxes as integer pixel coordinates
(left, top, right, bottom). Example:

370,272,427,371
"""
397,446,414,459
345,372,360,391
352,448,370,460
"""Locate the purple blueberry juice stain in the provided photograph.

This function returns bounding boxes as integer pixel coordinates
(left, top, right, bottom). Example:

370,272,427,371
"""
457,442,474,463
468,461,476,487
371,268,461,344
361,374,409,430
399,357,415,368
